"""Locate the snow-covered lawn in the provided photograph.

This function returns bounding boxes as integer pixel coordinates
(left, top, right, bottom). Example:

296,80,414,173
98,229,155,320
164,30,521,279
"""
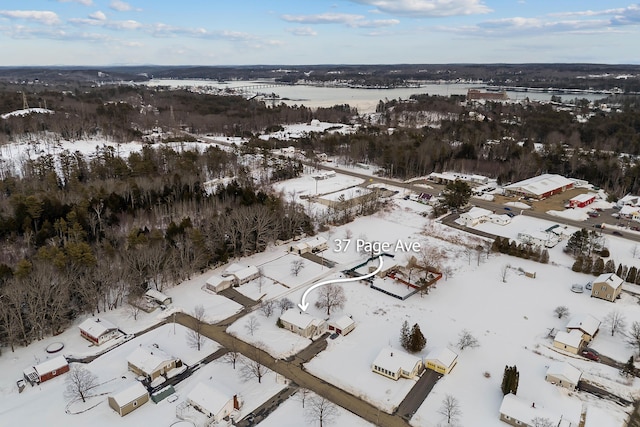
258,389,374,427
271,171,364,203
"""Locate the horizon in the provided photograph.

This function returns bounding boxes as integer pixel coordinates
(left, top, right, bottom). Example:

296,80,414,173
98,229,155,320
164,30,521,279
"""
1,1,639,66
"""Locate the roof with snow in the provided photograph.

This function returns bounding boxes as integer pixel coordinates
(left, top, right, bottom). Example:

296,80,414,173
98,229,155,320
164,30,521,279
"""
34,355,68,375
145,289,171,303
331,315,355,330
570,193,596,203
206,274,232,287
127,346,175,374
372,347,421,374
594,272,623,290
233,265,259,282
280,309,321,330
504,174,574,196
566,314,600,336
187,382,232,416
554,329,583,348
462,207,492,219
78,317,117,338
425,347,458,368
499,393,562,426
109,381,148,406
222,263,245,275
584,406,621,427
1,108,53,120
546,361,582,385
620,205,640,216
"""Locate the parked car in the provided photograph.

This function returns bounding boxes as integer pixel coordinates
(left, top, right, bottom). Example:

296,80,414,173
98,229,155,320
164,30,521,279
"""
585,281,593,290
588,212,599,218
504,207,512,211
581,349,600,361
612,231,624,236
571,284,584,293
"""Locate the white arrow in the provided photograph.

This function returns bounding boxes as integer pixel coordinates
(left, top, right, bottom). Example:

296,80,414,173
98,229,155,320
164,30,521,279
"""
298,255,384,312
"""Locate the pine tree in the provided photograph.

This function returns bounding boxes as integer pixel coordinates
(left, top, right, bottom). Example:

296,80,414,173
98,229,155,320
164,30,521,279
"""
492,236,501,252
603,259,616,273
628,266,638,283
621,356,635,377
501,365,519,395
400,320,410,350
581,256,593,274
592,258,604,275
408,323,427,353
571,256,583,272
540,249,549,264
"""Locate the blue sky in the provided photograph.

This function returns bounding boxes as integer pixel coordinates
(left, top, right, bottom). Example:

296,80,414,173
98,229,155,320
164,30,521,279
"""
1,1,639,65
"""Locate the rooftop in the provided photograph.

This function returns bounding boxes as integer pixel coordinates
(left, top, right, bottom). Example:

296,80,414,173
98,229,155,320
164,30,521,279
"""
546,361,582,385
372,347,421,374
280,309,321,330
594,272,623,290
187,382,232,416
566,314,601,336
554,329,583,348
127,345,175,375
110,381,148,406
425,347,458,368
78,317,117,338
34,355,68,375
504,174,574,196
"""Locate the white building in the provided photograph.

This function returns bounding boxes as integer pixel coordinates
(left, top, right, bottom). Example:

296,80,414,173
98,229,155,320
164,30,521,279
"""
517,231,559,248
566,314,600,342
187,382,239,423
288,236,329,254
328,315,356,336
499,393,573,427
458,207,492,227
545,362,582,390
78,317,119,346
371,347,424,380
279,309,326,339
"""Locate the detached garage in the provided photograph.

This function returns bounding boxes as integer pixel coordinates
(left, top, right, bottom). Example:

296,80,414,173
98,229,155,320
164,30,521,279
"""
108,381,149,416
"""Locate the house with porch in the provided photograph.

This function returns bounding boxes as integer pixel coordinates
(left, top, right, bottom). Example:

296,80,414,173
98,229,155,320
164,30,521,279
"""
279,309,326,339
371,347,424,380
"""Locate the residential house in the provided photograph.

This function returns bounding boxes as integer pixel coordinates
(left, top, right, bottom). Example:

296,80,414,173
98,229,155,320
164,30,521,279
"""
489,213,512,225
205,274,236,293
499,393,571,427
566,314,600,343
569,193,596,208
425,347,458,375
289,236,329,254
328,315,356,336
23,355,70,385
517,231,559,248
108,381,149,416
78,317,119,346
458,207,492,227
553,329,583,354
619,205,640,222
187,382,240,423
591,272,623,302
279,309,326,339
233,264,260,285
371,347,424,381
617,194,640,209
145,289,172,306
545,362,582,390
127,345,180,382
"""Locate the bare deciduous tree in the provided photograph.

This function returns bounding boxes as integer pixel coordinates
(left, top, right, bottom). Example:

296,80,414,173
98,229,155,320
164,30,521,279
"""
278,297,295,314
554,306,570,319
186,304,207,351
314,284,346,316
260,300,275,318
64,365,98,403
240,343,268,384
531,417,555,427
437,394,462,425
627,321,640,354
296,388,312,408
457,329,480,350
305,396,339,427
126,299,142,321
245,315,260,336
500,264,510,283
222,340,241,369
604,310,626,336
291,259,305,276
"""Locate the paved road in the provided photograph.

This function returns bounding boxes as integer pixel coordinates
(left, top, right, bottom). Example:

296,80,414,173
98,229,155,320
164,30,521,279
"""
235,384,299,427
396,369,443,420
172,312,414,427
292,333,329,364
577,380,632,406
218,287,259,307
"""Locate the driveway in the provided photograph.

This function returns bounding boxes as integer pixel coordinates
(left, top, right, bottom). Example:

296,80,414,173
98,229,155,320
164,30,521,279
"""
396,369,443,420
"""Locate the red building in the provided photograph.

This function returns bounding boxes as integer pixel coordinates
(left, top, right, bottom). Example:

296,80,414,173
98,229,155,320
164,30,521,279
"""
24,355,69,384
569,193,596,208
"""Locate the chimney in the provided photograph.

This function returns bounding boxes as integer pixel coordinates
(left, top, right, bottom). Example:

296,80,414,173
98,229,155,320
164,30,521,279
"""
233,394,240,410
96,318,100,322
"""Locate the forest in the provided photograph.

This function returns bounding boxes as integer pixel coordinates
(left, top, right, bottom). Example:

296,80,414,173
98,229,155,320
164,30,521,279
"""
1,81,640,352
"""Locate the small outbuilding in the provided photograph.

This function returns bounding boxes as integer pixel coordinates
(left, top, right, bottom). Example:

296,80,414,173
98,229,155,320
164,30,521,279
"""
328,315,356,336
108,381,150,416
371,347,424,381
425,347,458,375
545,362,582,390
591,272,623,302
78,317,119,346
24,355,70,384
569,193,596,208
145,289,172,306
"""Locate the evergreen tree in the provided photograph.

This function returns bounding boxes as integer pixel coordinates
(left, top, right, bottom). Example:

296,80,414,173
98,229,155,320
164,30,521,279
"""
408,323,427,353
607,260,618,274
442,180,472,209
571,256,583,272
566,229,589,256
491,236,501,253
540,249,549,264
628,266,638,283
581,256,593,274
501,365,519,395
592,258,604,275
400,320,410,350
621,356,635,377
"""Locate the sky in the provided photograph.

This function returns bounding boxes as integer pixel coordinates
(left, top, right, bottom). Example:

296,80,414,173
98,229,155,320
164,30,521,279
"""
1,1,639,66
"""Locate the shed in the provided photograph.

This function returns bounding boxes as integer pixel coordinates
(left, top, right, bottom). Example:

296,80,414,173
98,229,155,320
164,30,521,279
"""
569,193,596,208
108,381,149,416
545,362,582,390
25,355,69,384
78,317,119,346
328,315,356,336
425,347,458,375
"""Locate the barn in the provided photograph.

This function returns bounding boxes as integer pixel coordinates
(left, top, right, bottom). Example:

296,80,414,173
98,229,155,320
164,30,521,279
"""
24,355,69,384
568,193,596,208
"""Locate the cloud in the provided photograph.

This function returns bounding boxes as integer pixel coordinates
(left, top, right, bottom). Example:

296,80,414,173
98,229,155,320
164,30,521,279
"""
109,0,133,12
347,0,491,17
57,0,93,5
149,23,256,41
286,27,318,36
88,11,107,21
281,12,399,28
0,10,61,25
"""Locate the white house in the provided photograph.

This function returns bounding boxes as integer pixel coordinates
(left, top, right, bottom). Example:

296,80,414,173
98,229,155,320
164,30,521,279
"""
553,329,583,354
499,393,572,427
458,207,492,227
78,317,119,346
488,213,512,225
187,382,240,423
517,231,559,248
545,362,582,390
205,274,236,293
279,309,326,339
289,236,329,254
328,315,356,336
233,264,260,285
371,347,424,380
